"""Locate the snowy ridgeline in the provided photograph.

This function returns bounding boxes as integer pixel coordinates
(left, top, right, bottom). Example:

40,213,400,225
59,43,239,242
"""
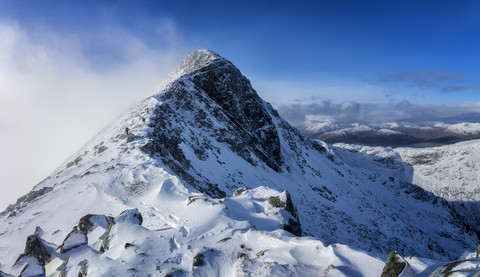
1,50,480,277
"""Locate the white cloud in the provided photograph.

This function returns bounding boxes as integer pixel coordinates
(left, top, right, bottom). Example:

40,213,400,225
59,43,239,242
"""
0,20,187,210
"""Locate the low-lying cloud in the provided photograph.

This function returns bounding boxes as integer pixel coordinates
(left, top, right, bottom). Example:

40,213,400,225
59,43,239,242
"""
0,20,187,209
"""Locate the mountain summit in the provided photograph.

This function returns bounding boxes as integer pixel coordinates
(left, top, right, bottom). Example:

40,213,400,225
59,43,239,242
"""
171,49,222,77
0,50,479,276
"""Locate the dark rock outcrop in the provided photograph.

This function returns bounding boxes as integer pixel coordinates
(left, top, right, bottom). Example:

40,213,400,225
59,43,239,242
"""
78,260,88,277
78,214,114,234
100,219,115,253
16,234,51,266
1,187,53,217
267,191,302,236
381,251,414,277
141,51,286,198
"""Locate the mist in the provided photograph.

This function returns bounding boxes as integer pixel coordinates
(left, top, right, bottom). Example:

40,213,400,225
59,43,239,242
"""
0,21,187,210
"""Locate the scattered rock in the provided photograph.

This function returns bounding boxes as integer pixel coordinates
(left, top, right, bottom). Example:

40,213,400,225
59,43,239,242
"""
1,187,53,217
217,237,231,243
267,191,302,236
233,187,246,197
100,219,115,253
34,226,44,237
125,243,136,249
187,195,207,205
267,196,285,208
193,253,205,267
78,260,88,277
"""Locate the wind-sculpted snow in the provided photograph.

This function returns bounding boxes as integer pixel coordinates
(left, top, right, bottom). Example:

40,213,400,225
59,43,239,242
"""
1,50,479,276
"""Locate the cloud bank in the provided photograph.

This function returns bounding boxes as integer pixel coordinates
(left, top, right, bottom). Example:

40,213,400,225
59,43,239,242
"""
0,20,187,209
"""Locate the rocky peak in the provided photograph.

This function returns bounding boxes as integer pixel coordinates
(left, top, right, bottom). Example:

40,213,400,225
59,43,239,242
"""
171,49,222,78
143,51,285,197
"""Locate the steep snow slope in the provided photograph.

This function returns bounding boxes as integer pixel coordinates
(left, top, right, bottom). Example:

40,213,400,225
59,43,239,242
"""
395,139,480,202
1,50,479,276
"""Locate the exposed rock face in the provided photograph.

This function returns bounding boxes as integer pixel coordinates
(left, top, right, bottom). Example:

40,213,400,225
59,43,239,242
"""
99,219,115,253
1,187,53,217
78,260,88,277
13,233,52,277
190,55,284,172
142,50,286,198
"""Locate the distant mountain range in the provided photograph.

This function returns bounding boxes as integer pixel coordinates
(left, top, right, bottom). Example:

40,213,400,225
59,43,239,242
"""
297,121,480,147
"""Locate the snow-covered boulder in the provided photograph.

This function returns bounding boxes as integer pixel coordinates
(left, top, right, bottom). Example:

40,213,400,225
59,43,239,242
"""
116,209,143,225
78,214,114,234
60,227,88,253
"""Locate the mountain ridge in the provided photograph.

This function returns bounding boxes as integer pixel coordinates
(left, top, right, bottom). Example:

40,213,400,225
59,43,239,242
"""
1,50,479,276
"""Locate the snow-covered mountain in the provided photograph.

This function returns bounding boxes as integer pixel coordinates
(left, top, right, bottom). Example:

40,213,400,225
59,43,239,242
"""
299,121,480,147
1,50,479,276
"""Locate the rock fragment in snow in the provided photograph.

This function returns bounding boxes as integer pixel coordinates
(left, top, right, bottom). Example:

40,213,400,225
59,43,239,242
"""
78,260,88,277
99,219,115,253
381,251,414,277
233,187,246,197
267,191,302,236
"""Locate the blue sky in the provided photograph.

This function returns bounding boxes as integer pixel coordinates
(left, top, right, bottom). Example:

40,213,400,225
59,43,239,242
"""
0,0,479,209
2,0,480,105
